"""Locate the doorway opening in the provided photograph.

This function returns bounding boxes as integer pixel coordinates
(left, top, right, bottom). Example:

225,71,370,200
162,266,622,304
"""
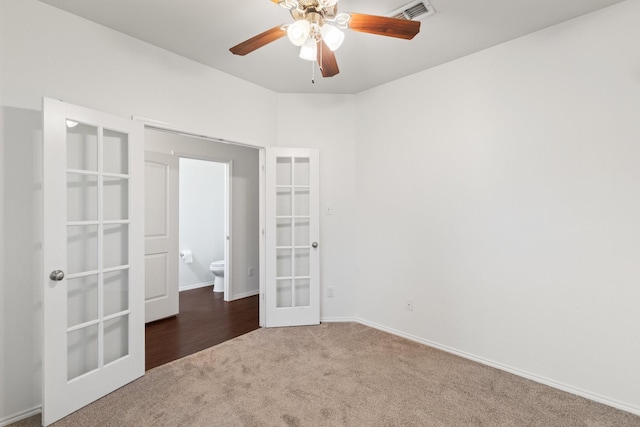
178,157,228,295
143,127,261,369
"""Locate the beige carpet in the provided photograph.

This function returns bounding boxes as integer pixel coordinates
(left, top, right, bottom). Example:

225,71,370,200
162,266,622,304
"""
12,322,640,426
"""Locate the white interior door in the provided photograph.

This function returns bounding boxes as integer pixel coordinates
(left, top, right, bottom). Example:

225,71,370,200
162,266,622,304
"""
42,98,144,425
265,148,320,327
144,151,179,322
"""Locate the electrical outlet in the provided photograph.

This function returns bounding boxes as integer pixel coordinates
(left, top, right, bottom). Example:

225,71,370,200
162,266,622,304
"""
405,298,414,311
327,287,336,297
247,267,254,277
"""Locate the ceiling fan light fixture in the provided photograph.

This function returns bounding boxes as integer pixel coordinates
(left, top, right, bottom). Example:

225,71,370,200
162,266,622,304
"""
230,0,421,80
287,20,311,46
299,38,317,61
334,12,351,30
320,24,344,51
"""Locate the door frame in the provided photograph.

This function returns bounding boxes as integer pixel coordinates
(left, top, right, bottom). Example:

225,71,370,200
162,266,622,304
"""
175,154,233,301
133,117,266,325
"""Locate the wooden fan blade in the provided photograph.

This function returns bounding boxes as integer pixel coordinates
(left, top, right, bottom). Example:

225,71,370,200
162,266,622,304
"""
317,40,339,77
348,13,421,40
230,26,286,56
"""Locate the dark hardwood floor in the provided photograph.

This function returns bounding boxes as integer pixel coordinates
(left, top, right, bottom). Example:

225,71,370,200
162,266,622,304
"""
145,286,259,370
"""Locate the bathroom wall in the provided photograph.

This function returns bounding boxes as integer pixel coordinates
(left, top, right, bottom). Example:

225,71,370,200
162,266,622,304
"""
145,129,260,300
178,158,226,290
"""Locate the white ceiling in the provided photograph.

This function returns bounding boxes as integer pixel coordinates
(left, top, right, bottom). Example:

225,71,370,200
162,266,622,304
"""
39,0,624,94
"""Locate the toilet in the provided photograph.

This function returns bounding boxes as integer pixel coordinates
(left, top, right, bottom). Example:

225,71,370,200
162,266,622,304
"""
209,260,225,293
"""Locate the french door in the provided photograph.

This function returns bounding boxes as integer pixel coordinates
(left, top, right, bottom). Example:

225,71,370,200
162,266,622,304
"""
265,148,320,327
42,99,144,425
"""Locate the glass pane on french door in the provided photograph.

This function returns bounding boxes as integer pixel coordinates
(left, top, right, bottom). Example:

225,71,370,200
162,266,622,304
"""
275,157,311,308
65,121,131,381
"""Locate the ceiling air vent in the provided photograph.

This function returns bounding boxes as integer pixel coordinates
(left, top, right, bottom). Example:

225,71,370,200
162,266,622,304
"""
389,0,436,21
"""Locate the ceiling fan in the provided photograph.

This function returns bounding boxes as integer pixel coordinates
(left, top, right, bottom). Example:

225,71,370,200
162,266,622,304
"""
229,0,421,78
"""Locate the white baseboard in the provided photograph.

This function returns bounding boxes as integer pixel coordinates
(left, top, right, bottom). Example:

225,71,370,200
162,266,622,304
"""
354,317,640,417
229,289,259,301
7,318,637,425
1,406,41,427
321,316,357,323
179,281,214,292
180,284,259,302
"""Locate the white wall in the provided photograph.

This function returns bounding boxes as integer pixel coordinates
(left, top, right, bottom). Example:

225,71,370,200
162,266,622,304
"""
178,158,226,290
2,0,639,422
355,0,640,414
0,1,277,146
0,107,43,425
276,94,358,321
146,129,260,300
0,0,275,423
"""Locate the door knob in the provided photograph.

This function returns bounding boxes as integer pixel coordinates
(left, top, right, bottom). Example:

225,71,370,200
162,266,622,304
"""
49,270,65,281
311,242,318,248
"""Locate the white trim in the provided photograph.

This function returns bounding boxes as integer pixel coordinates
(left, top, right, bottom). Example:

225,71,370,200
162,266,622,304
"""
172,151,232,165
179,281,214,292
229,289,260,301
175,154,233,302
258,149,266,328
132,116,265,150
0,406,41,427
10,318,638,423
137,118,266,325
354,318,640,417
320,316,358,323
223,161,232,302
179,285,257,299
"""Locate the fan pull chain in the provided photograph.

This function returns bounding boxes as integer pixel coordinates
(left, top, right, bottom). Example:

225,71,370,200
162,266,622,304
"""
312,58,315,84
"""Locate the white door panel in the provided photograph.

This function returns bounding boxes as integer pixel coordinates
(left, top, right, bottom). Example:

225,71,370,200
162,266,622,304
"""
265,148,320,327
42,98,144,425
144,151,179,322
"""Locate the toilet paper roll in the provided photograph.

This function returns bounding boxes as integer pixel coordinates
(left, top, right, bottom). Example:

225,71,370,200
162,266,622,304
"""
180,250,193,264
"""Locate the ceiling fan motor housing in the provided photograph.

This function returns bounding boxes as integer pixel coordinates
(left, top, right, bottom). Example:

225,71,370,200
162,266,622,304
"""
291,1,338,22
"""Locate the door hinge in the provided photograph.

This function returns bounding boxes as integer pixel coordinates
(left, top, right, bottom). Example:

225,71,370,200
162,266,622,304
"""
261,164,265,173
